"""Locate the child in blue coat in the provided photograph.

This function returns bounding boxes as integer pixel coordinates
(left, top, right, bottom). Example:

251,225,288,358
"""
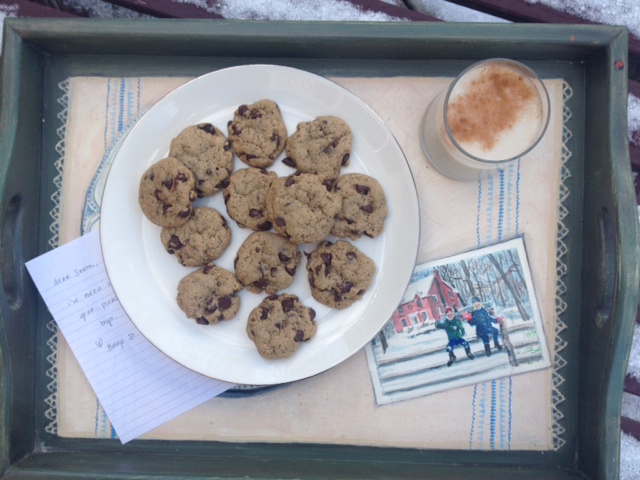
468,297,502,357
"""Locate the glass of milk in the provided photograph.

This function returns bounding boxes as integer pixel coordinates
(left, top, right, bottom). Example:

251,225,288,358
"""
421,59,550,181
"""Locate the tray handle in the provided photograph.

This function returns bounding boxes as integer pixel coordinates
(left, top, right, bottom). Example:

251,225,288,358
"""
1,194,25,311
594,206,616,327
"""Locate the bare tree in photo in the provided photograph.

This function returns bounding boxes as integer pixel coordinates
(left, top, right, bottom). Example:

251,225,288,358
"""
487,252,531,321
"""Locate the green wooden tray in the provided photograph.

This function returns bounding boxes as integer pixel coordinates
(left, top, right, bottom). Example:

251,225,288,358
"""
0,18,638,480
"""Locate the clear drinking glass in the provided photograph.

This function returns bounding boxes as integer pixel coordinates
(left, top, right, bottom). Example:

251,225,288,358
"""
421,59,551,181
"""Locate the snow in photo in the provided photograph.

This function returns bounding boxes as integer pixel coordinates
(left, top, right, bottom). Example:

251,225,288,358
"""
365,236,551,405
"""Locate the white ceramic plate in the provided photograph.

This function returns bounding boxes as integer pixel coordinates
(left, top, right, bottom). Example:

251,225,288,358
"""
100,65,420,385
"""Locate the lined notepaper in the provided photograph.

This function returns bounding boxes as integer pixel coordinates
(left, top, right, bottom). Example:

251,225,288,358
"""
25,230,233,443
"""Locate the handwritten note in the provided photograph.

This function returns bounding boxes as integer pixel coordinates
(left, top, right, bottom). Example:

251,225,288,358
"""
25,230,233,443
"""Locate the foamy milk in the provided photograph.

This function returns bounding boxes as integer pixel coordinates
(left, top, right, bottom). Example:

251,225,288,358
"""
420,59,550,181
445,63,545,161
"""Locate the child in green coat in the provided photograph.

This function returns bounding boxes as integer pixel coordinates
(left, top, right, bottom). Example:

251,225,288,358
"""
435,306,475,367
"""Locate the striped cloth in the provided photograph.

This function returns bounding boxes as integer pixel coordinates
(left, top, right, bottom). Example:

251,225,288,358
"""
47,73,569,450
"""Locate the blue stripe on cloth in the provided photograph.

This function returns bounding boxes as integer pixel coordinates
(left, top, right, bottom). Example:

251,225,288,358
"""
508,376,513,449
469,384,478,449
469,163,519,450
118,78,126,132
103,78,112,153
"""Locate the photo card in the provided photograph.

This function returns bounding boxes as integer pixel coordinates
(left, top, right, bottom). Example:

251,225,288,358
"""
365,236,551,405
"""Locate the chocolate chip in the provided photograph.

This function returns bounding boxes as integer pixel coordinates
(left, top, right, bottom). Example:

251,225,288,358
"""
355,184,370,195
284,176,295,187
218,296,232,310
162,178,174,190
322,179,334,191
271,133,281,147
339,282,353,294
275,217,286,227
167,235,184,251
308,276,316,288
205,304,218,314
227,120,232,127
282,157,296,168
249,109,262,119
324,265,332,276
278,252,291,262
203,265,214,274
178,209,191,218
346,251,357,261
245,154,256,161
148,173,155,181
154,189,163,201
253,279,268,290
216,178,230,189
314,265,322,275
294,330,305,342
270,267,278,277
285,266,296,276
162,203,171,213
275,322,282,330
267,294,278,300
320,253,332,266
238,105,248,115
249,208,263,218
341,153,350,166
360,204,374,213
196,317,210,325
176,172,189,183
309,308,316,320
345,217,355,225
261,308,269,320
257,221,273,231
333,292,343,302
231,125,242,136
223,193,230,204
198,123,216,134
323,139,338,154
281,297,295,312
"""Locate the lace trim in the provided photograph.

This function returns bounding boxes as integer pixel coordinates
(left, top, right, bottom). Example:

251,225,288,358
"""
42,79,70,435
551,81,574,450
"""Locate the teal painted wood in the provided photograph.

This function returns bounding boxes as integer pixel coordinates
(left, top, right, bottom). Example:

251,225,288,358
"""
0,17,637,480
0,20,47,475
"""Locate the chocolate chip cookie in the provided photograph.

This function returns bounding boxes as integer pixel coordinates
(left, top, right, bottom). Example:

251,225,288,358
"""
305,240,375,310
227,99,287,168
138,157,197,227
223,167,277,231
160,207,232,267
246,293,317,359
169,123,234,197
234,232,301,294
265,173,341,244
330,173,388,239
176,264,243,325
282,116,352,181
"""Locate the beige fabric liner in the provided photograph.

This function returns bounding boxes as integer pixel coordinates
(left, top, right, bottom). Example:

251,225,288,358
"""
55,75,565,450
